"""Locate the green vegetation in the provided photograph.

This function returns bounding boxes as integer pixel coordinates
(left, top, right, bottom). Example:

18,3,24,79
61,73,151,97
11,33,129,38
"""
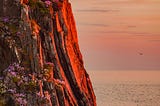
0,81,6,95
0,18,20,36
28,0,50,15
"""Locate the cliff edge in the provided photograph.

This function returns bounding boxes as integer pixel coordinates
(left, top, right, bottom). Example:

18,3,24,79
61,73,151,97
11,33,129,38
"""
0,0,96,105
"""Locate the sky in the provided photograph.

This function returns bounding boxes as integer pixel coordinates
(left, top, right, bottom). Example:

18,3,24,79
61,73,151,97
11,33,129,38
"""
70,0,160,71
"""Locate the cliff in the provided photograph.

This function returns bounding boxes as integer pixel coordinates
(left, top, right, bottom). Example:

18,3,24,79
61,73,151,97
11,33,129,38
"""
0,0,96,105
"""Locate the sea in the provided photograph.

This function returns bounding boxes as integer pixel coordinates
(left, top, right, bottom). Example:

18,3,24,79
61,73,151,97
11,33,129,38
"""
88,71,160,106
70,0,160,105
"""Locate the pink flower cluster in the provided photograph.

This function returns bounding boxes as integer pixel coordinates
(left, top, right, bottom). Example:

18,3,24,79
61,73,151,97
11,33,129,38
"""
45,0,52,7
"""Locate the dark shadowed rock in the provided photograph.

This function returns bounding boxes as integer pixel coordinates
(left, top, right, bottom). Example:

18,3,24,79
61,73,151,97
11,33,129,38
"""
0,0,21,17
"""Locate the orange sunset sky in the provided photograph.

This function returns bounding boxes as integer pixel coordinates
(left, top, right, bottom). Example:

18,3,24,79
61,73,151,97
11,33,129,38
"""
70,0,160,71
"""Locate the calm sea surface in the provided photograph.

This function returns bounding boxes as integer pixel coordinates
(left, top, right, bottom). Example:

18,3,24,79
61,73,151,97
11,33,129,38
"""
88,71,160,106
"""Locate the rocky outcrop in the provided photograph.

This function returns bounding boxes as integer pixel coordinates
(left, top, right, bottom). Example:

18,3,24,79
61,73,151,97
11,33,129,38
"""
0,0,96,106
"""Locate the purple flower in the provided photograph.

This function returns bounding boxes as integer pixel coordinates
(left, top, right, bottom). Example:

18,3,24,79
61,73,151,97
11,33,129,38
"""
45,62,54,66
16,97,23,104
17,80,23,86
36,92,41,96
23,99,27,105
23,77,28,82
16,32,21,36
8,89,16,93
10,71,17,76
0,77,4,80
3,17,9,22
8,65,15,71
45,1,52,7
14,63,20,67
19,93,25,97
16,97,27,105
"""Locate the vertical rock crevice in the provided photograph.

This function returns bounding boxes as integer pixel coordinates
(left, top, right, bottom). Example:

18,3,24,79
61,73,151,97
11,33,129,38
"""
0,0,96,106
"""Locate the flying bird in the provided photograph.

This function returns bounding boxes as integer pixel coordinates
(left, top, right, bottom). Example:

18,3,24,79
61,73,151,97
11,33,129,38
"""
139,52,143,55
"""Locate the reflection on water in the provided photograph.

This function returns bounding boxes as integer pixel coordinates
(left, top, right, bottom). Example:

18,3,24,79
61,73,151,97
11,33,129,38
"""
88,71,160,106
94,83,160,106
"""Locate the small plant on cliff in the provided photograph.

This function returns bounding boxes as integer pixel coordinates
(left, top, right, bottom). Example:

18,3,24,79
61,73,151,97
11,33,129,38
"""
28,0,50,15
0,62,57,105
0,17,21,37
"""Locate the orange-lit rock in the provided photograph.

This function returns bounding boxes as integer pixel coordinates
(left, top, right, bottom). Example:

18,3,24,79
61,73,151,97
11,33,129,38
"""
20,0,25,4
38,80,44,97
0,0,96,105
22,0,28,4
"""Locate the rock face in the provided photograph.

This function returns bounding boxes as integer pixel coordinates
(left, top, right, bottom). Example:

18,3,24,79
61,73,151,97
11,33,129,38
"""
0,0,96,106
